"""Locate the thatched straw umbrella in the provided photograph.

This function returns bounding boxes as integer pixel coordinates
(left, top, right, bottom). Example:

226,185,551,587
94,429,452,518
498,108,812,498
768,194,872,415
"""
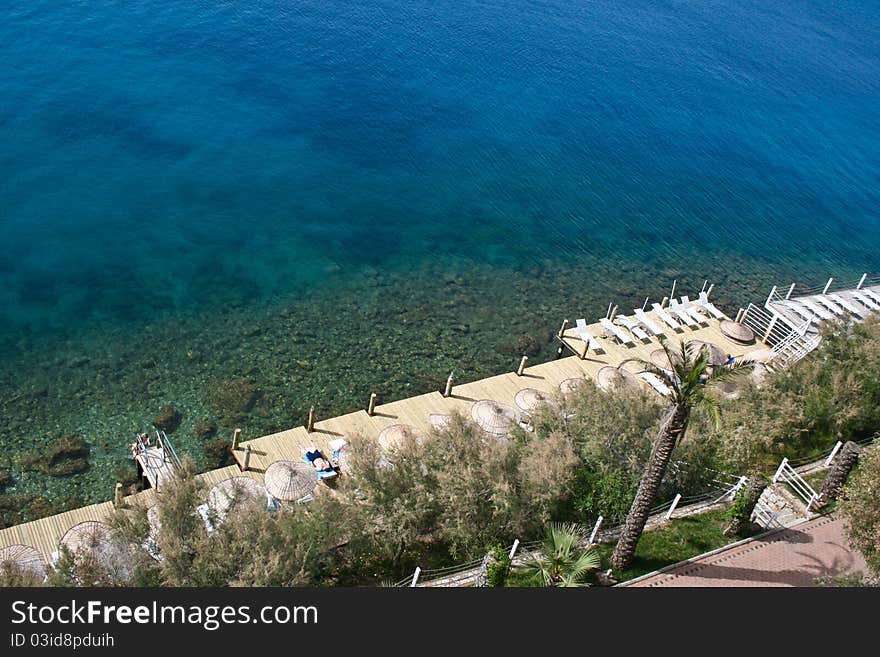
60,520,132,578
428,413,452,431
514,388,555,414
597,366,641,393
719,320,756,345
691,340,728,367
559,378,587,395
208,477,266,517
378,424,423,451
335,444,352,472
471,400,521,438
263,461,317,502
0,544,46,581
649,348,683,370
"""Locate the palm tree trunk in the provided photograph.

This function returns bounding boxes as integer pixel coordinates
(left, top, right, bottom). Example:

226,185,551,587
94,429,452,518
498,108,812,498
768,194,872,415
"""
611,404,689,571
819,441,862,503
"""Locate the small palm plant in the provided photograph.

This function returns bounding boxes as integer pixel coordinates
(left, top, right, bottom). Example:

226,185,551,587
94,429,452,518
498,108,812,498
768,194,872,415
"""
521,522,601,587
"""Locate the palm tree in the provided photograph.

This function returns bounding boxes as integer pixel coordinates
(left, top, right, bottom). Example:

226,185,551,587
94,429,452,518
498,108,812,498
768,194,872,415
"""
610,338,751,571
521,522,601,587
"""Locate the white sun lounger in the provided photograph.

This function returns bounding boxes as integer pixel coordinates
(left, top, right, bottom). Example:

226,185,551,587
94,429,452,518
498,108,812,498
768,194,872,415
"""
575,318,601,352
813,295,845,316
698,292,727,320
651,303,682,330
828,293,866,318
851,290,880,312
798,298,834,321
781,300,815,323
667,299,698,327
616,315,650,341
599,317,635,346
639,371,671,397
680,296,709,324
862,288,880,305
634,308,665,336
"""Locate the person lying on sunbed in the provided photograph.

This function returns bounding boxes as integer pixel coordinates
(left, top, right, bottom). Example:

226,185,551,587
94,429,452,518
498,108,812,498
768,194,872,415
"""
303,447,338,479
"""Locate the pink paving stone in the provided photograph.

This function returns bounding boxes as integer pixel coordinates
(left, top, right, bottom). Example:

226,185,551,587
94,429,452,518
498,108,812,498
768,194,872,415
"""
624,514,868,587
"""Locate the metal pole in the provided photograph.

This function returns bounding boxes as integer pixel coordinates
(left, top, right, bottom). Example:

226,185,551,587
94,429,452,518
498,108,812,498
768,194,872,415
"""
589,515,604,544
824,441,843,467
785,283,796,300
509,539,520,560
701,280,708,293
516,355,528,376
665,494,682,520
735,308,745,323
367,393,377,416
605,301,613,320
706,283,714,299
642,296,650,311
822,277,833,295
765,285,778,307
772,457,788,484
857,273,867,290
610,304,618,320
410,567,421,587
670,279,677,301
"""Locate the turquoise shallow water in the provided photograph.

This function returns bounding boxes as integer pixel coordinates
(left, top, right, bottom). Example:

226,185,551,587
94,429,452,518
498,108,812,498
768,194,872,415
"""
0,0,879,517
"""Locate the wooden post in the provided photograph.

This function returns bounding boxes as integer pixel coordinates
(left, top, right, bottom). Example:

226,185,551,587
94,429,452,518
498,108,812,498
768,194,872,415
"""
367,393,377,416
785,283,796,300
823,277,833,295
243,444,252,471
231,428,241,451
581,340,589,360
307,406,316,433
857,273,867,290
516,355,528,376
661,296,669,309
443,372,454,398
114,483,124,509
557,318,569,339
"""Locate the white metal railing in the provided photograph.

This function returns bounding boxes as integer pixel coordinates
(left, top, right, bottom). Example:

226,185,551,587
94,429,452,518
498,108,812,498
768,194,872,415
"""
772,458,818,512
741,302,803,348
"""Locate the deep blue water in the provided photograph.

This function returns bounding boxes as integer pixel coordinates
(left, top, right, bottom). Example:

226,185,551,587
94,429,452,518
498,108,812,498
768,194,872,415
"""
2,0,879,337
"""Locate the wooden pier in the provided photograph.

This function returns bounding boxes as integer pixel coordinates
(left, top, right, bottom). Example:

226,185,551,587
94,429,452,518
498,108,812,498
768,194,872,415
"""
0,291,781,566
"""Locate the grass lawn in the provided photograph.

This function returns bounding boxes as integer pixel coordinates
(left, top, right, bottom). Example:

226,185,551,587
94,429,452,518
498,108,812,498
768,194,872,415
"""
597,509,751,582
506,508,752,586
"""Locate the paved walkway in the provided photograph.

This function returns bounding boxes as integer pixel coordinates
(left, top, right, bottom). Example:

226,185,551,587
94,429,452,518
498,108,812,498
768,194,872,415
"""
624,514,867,587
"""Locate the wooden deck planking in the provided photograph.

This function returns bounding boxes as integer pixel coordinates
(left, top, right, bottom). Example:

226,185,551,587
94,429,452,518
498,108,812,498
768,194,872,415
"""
2,306,766,561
